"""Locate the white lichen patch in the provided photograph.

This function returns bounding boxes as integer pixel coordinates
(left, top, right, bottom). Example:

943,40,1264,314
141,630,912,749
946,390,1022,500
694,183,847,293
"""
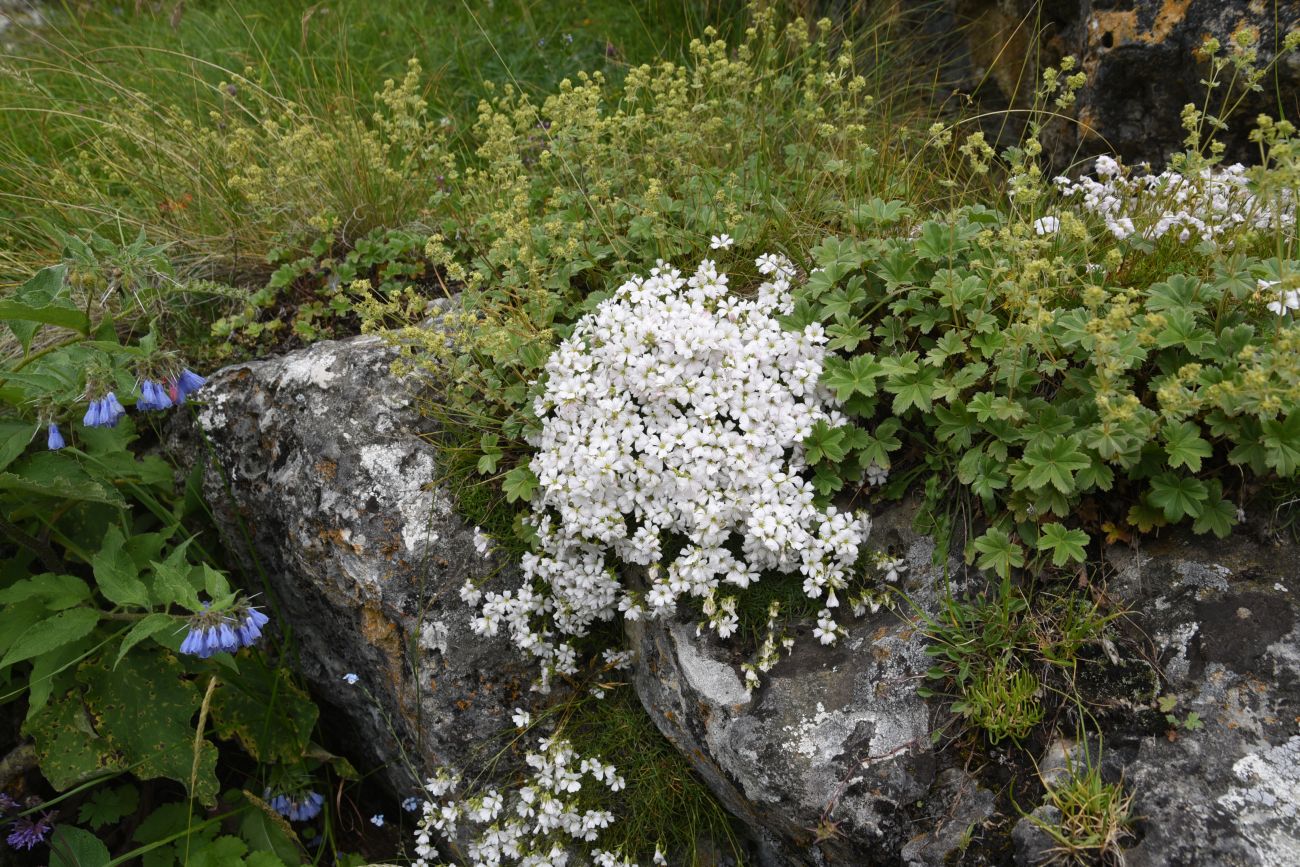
358,444,441,553
1174,560,1232,595
279,349,340,391
671,623,750,709
1157,621,1200,684
1217,736,1300,864
420,619,450,654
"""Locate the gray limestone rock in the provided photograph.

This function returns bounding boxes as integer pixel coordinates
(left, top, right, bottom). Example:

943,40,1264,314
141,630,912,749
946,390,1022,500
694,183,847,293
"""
178,334,540,797
1099,531,1300,867
630,503,996,866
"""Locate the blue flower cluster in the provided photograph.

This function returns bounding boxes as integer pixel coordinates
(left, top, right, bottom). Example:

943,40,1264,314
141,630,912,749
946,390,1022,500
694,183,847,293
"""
82,392,126,428
49,369,207,450
179,605,269,658
0,795,53,852
267,790,324,822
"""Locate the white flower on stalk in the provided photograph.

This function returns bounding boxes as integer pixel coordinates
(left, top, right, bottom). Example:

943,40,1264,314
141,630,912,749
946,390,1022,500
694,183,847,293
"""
709,233,734,250
1033,215,1060,235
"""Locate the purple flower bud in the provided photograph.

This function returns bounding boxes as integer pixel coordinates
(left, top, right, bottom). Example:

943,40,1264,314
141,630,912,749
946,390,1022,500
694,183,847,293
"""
47,423,65,450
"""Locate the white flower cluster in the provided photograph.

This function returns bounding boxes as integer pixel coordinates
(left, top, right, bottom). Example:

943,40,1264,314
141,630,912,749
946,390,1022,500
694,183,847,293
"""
412,739,635,867
1055,155,1295,244
469,256,871,688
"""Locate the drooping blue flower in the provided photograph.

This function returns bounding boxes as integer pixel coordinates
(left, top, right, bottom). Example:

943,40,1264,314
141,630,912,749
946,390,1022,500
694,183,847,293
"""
82,392,126,429
267,790,324,822
179,627,205,657
136,379,173,412
47,423,65,450
175,369,207,400
6,812,53,850
235,606,269,647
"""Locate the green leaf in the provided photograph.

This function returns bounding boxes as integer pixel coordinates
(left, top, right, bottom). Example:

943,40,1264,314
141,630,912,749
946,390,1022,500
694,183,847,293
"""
820,354,884,401
79,784,140,830
211,664,318,764
0,421,37,473
116,613,179,669
93,526,152,608
1036,523,1090,567
1163,421,1213,472
973,528,1025,579
1017,435,1090,494
0,452,124,506
0,299,90,333
1191,480,1236,538
1260,412,1300,476
28,650,219,803
0,573,91,610
48,825,110,867
887,364,940,414
0,607,100,670
3,264,77,351
804,421,848,465
503,464,538,503
1148,473,1209,521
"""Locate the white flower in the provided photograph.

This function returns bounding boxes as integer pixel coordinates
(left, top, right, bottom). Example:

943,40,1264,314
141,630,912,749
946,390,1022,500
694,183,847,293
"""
1033,215,1060,235
473,526,493,556
512,708,532,729
709,233,734,250
477,255,871,690
342,672,359,685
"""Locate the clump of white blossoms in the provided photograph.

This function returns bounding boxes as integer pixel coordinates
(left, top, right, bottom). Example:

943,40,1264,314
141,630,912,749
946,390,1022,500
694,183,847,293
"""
1055,155,1295,244
412,738,641,867
469,255,871,689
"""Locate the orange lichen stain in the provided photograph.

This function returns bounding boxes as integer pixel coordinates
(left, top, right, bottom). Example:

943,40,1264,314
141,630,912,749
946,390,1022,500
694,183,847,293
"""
1152,0,1192,42
315,458,338,481
1090,10,1139,48
360,604,402,658
319,526,361,554
1090,0,1190,49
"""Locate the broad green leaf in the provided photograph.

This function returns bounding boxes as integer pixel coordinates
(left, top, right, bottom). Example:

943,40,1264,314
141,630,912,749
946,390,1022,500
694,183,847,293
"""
503,464,538,503
3,264,74,351
1260,413,1300,476
1017,435,1090,494
0,421,37,473
0,573,91,609
0,607,100,669
1148,473,1209,521
93,526,151,608
48,825,110,867
116,613,179,668
211,664,319,764
0,299,90,333
1037,523,1090,567
973,527,1025,579
28,651,219,803
150,556,202,612
0,452,123,506
1163,421,1213,472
